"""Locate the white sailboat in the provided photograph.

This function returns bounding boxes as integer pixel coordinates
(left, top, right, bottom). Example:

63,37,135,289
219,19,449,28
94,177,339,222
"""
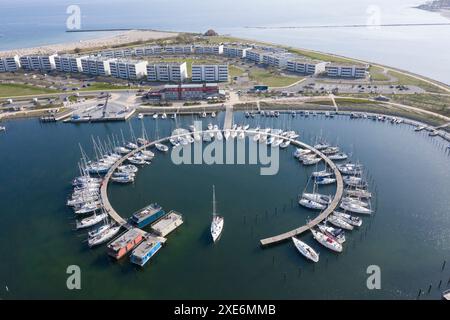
292,237,319,263
210,185,224,243
311,229,343,253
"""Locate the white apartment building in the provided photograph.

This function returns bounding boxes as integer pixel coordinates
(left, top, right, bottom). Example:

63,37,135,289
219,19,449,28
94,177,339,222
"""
109,59,148,80
325,63,368,78
101,49,133,58
146,62,188,82
134,46,163,56
223,46,251,58
261,52,296,69
286,59,328,75
193,45,224,55
80,56,115,76
191,64,229,82
246,49,264,63
0,55,21,72
163,45,193,55
54,55,86,73
20,54,57,71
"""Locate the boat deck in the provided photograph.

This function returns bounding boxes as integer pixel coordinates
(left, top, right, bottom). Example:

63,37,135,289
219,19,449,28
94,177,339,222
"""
151,210,183,237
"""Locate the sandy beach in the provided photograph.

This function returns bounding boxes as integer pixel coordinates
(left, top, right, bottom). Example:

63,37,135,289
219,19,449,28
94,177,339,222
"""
0,30,178,58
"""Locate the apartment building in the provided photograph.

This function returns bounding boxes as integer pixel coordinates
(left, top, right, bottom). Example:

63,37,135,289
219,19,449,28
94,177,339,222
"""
109,59,148,80
19,54,57,72
163,45,193,55
146,62,188,82
246,49,264,63
80,56,115,76
193,45,224,55
191,64,229,82
223,46,251,58
325,63,368,78
286,59,328,75
54,55,86,73
0,55,21,72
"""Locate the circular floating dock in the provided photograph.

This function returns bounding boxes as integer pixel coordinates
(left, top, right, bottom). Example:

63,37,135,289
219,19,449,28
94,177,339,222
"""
99,129,344,245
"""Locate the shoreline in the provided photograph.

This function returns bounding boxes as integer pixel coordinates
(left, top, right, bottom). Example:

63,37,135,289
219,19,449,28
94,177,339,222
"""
0,29,178,58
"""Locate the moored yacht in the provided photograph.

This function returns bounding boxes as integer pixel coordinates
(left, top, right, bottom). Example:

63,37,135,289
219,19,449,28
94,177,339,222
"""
327,215,354,230
210,185,224,243
292,237,319,263
311,229,343,253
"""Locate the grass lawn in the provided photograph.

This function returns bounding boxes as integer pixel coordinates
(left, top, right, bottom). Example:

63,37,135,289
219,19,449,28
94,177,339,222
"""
387,93,450,117
0,83,57,97
387,71,447,93
369,66,390,81
248,69,302,87
79,82,138,91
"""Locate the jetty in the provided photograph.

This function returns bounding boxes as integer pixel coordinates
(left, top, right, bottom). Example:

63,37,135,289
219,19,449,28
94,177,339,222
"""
223,104,234,130
98,128,344,247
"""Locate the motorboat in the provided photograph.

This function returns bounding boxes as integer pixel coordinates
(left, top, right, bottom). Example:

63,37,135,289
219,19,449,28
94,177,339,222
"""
114,146,130,154
311,229,343,253
328,153,348,161
344,188,372,199
152,113,158,119
315,177,336,185
299,198,326,210
137,113,144,120
302,192,331,205
111,175,135,184
118,165,138,174
292,237,319,263
155,143,169,152
161,113,167,119
312,170,333,178
280,140,291,148
341,197,370,208
76,212,108,229
333,211,363,227
340,202,372,215
317,224,346,244
303,157,322,165
88,225,122,247
327,215,354,230
266,136,276,145
314,142,330,150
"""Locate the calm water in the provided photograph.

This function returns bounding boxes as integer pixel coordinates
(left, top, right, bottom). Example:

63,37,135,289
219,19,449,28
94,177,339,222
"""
0,112,449,299
0,0,449,83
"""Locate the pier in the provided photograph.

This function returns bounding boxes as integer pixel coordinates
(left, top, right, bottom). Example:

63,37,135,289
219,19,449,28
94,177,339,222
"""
259,138,344,247
223,105,234,129
99,128,344,247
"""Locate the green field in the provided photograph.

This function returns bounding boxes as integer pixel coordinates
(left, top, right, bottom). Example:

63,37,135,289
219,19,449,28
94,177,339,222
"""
248,69,302,87
79,82,140,91
0,83,57,98
387,71,448,93
369,66,390,81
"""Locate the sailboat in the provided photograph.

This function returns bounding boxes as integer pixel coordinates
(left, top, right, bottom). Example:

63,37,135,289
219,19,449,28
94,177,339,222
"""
311,229,343,253
292,237,319,263
210,185,224,243
153,115,168,152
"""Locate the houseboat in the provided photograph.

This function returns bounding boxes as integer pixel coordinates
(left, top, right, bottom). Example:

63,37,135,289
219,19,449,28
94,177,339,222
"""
107,228,146,260
130,203,166,228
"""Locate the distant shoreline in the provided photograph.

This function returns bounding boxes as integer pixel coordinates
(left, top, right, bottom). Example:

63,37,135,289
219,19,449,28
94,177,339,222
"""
0,29,178,58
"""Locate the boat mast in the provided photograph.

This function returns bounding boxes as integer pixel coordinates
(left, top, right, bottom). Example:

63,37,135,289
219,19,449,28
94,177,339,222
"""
212,185,217,216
